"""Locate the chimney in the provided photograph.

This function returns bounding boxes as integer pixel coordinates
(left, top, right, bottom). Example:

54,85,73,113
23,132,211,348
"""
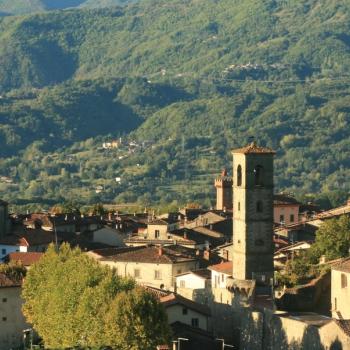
158,246,163,256
65,215,68,221
223,206,226,213
203,249,210,261
196,249,200,256
184,231,187,240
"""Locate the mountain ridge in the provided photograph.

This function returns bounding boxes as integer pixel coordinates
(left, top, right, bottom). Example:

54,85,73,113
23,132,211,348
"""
0,0,349,207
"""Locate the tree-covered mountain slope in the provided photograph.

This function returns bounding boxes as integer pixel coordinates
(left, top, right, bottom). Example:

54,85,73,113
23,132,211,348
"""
0,0,350,92
0,0,135,15
0,0,349,208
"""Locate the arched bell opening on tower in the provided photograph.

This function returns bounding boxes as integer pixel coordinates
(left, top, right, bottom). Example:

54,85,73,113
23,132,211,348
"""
253,165,264,186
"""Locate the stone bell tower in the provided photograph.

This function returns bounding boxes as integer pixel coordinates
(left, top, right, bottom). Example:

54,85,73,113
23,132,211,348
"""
214,169,233,211
231,142,275,283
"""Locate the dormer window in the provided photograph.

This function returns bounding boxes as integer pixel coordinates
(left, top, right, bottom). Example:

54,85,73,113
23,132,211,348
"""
237,165,242,186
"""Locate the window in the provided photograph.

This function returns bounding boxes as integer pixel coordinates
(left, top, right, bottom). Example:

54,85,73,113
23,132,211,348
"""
255,239,264,246
1,249,6,255
256,201,263,213
254,165,264,186
191,318,199,328
134,269,140,279
155,230,160,239
154,270,162,280
341,273,348,288
238,202,241,211
280,215,284,223
237,165,242,186
182,307,188,315
180,280,185,288
2,298,7,303
2,317,6,322
334,297,337,311
290,214,295,222
177,269,182,274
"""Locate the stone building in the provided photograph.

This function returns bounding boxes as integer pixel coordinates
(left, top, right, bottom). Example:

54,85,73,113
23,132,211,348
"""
98,245,200,290
0,274,29,349
332,258,350,320
214,169,233,211
273,194,301,226
231,142,275,283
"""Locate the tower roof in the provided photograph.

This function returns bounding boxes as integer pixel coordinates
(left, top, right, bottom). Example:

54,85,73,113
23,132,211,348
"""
232,142,275,155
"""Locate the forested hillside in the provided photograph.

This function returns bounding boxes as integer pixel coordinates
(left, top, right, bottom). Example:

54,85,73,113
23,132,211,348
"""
0,0,349,209
0,0,135,15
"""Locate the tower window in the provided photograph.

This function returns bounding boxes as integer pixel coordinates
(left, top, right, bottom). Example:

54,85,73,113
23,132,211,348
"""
255,239,264,246
237,165,242,186
341,273,347,288
256,201,263,213
254,165,264,186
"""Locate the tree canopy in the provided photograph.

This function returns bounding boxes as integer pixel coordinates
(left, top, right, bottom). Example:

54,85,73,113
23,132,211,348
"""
22,243,171,349
276,215,350,287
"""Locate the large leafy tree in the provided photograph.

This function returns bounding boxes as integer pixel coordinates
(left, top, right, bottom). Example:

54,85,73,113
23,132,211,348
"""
309,215,350,261
22,243,170,349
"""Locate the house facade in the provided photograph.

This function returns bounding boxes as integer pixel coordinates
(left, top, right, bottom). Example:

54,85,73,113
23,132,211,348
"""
331,258,350,320
99,246,199,290
0,274,29,349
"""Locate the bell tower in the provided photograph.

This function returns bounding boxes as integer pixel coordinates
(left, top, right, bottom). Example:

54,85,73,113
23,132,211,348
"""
231,142,275,283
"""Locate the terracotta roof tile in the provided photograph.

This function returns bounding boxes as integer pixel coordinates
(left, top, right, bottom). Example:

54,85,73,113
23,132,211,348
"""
232,142,275,155
160,293,211,316
105,245,197,264
273,194,300,205
332,258,350,273
6,252,43,266
208,261,232,274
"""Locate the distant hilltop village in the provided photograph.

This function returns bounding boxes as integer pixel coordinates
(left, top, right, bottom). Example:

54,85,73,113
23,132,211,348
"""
0,142,350,349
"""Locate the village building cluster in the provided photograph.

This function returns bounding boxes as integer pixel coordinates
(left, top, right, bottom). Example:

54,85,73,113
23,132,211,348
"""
0,142,349,349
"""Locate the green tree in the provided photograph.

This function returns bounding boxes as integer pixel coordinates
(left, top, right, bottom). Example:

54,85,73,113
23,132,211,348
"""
22,243,170,349
0,261,26,280
104,288,171,350
309,215,350,261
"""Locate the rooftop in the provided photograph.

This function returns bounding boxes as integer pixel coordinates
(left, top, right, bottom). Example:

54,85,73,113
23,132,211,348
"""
160,293,211,316
5,252,43,266
278,312,332,328
176,268,211,279
208,261,232,274
332,258,350,273
273,194,300,205
232,142,275,155
104,245,197,264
